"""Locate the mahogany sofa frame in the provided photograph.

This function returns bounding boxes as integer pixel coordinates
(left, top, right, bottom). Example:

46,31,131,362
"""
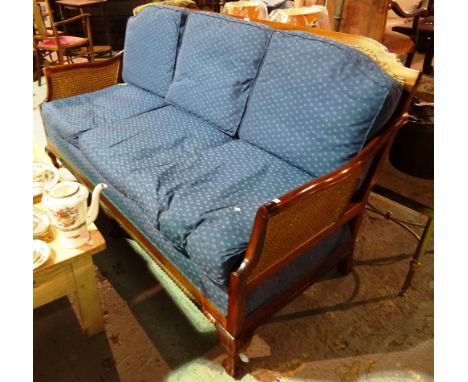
41,13,421,378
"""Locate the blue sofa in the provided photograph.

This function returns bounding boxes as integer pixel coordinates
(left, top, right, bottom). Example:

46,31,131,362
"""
40,5,420,377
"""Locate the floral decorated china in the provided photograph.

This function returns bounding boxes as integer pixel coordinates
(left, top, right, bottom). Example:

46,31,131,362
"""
33,162,60,197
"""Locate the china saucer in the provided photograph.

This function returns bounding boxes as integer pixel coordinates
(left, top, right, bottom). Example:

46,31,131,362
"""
33,240,50,270
33,207,50,238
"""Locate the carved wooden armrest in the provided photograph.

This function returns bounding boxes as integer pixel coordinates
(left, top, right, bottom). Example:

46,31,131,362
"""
234,119,406,290
390,0,430,19
44,52,123,101
240,164,365,289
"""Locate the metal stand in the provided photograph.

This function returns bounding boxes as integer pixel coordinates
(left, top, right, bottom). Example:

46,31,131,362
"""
371,184,434,296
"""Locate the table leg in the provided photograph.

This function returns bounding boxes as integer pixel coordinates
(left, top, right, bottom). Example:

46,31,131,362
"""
71,256,104,336
399,215,434,296
102,3,112,56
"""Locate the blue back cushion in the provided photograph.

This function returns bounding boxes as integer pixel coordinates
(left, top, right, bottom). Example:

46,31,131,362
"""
165,12,272,136
122,5,184,97
239,31,403,177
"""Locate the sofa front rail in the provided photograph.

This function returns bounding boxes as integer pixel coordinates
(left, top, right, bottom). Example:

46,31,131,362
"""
44,51,123,101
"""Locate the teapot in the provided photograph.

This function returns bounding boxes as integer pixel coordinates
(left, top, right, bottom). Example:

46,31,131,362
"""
42,181,107,248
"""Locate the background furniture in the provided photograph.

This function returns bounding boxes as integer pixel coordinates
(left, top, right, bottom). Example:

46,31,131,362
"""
391,0,434,73
371,184,433,296
380,90,433,295
327,0,431,69
389,93,433,179
268,6,324,27
55,0,113,58
33,142,106,337
33,0,95,84
222,1,269,20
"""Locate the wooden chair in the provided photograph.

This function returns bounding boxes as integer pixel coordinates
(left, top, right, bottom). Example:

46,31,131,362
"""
390,0,434,73
33,0,95,85
327,0,430,69
384,0,431,69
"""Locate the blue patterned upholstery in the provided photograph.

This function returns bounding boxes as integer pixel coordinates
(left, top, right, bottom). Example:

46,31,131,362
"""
45,121,352,316
200,224,351,315
41,10,405,319
239,31,403,177
121,140,314,285
122,5,185,97
166,12,272,136
78,105,232,197
45,121,207,292
41,84,166,147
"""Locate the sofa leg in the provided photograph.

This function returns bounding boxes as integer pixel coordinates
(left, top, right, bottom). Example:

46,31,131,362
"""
216,324,253,379
45,147,62,169
337,252,354,275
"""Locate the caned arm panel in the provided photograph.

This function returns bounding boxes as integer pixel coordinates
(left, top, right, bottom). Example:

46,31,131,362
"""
44,52,123,101
246,164,364,284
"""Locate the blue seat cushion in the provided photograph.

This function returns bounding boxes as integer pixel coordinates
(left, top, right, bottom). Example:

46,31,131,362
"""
46,120,350,316
121,140,314,285
78,105,232,197
165,12,272,136
239,30,403,177
122,5,185,97
41,84,166,147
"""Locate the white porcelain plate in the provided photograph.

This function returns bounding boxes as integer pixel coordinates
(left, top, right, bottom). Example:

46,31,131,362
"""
33,240,51,270
33,162,59,197
33,206,50,238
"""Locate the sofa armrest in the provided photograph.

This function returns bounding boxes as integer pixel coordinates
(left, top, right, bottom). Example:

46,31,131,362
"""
235,115,408,290
44,51,123,101
243,162,365,288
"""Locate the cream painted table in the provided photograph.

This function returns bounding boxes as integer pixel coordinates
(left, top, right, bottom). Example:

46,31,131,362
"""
34,142,106,336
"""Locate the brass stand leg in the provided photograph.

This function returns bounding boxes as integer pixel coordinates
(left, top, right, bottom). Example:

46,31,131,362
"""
399,216,434,296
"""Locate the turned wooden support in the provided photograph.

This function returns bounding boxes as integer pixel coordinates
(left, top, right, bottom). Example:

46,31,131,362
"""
216,324,254,379
45,146,62,168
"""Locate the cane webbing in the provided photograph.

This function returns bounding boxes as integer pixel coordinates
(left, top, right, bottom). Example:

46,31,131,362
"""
248,166,364,283
46,59,121,101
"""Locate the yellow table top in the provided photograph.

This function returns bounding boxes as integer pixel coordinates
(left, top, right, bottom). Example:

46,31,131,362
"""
33,142,106,274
